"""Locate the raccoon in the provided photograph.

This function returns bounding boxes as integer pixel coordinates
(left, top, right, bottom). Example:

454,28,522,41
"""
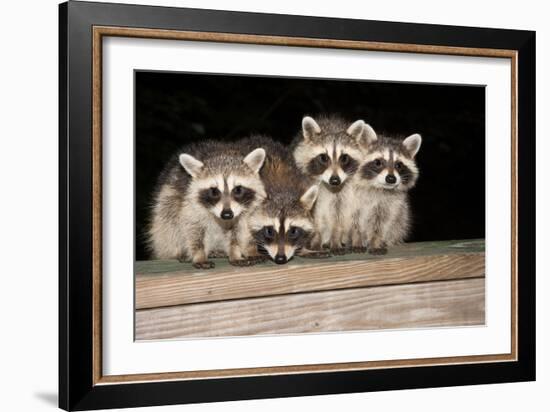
147,140,266,268
292,115,374,253
351,130,422,254
236,135,322,264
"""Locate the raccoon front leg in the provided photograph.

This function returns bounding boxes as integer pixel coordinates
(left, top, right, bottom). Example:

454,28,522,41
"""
350,227,367,253
230,223,266,266
228,241,264,266
366,206,389,255
242,244,268,264
309,231,323,250
305,227,332,257
329,226,347,255
367,235,387,255
190,249,215,269
188,230,215,269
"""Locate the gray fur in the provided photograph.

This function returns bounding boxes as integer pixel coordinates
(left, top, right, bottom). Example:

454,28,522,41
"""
236,135,321,263
350,131,422,254
291,115,371,252
147,140,266,268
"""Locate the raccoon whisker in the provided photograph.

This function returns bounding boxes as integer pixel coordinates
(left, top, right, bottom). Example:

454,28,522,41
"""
255,246,269,256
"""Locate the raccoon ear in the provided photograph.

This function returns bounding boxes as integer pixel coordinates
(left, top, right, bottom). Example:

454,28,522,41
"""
363,123,378,146
346,120,365,140
300,184,319,211
302,116,321,142
243,148,266,173
402,133,422,158
179,154,204,177
347,120,378,146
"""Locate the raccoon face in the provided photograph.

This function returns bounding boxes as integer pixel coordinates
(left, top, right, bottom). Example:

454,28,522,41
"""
249,185,318,264
360,133,422,191
294,116,375,190
179,148,266,221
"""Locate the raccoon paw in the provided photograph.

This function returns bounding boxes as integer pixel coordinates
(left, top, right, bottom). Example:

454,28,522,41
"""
248,255,268,263
330,247,348,256
301,250,332,259
192,261,215,269
229,258,260,267
351,246,367,254
367,247,388,255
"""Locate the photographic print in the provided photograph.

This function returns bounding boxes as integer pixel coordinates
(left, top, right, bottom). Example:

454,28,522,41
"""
134,72,486,340
60,3,535,408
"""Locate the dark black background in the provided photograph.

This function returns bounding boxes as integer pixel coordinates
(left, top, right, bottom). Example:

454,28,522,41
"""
136,71,485,260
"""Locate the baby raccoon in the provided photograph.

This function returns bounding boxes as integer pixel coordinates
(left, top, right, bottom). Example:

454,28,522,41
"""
148,140,266,268
351,130,422,254
292,115,374,253
236,135,322,264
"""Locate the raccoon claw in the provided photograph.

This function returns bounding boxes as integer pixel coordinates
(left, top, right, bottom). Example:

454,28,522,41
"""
351,246,367,254
230,258,261,267
248,255,268,263
301,250,332,259
229,259,252,267
368,247,387,255
193,261,215,269
330,248,348,256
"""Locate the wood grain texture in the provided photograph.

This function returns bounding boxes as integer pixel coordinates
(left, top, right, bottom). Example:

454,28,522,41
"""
136,239,485,309
136,278,485,340
92,27,103,384
94,26,516,58
88,22,516,383
137,253,484,309
136,239,484,274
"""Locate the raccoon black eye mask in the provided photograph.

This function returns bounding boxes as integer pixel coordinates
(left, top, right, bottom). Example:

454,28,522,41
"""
231,185,256,206
307,152,359,178
254,224,312,264
198,185,256,209
198,187,221,206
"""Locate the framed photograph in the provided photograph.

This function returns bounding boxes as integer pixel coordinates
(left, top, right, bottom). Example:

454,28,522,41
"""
59,1,536,410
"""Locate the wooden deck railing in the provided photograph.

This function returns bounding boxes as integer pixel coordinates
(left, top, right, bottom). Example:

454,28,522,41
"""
135,239,485,340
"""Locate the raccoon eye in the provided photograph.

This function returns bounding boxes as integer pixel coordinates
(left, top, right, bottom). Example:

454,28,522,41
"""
374,159,383,167
263,226,276,240
287,226,303,240
395,161,403,171
232,185,243,198
318,153,329,164
340,154,350,165
209,187,221,199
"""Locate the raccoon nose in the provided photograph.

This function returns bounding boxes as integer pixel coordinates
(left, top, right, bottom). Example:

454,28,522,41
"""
329,175,341,186
385,174,397,184
274,254,288,264
220,209,234,220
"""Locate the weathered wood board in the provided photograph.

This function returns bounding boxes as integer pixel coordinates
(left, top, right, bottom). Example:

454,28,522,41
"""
136,278,485,340
134,239,485,340
136,239,485,309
